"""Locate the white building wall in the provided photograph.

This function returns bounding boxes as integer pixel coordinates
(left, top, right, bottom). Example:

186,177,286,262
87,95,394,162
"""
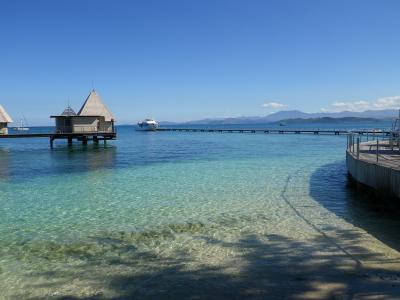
53,116,114,133
72,117,99,133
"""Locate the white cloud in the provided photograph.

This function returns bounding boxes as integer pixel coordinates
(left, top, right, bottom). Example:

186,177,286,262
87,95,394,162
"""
321,96,400,112
262,102,287,109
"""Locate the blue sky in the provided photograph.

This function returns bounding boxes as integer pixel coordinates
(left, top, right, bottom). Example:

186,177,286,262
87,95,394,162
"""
1,0,400,124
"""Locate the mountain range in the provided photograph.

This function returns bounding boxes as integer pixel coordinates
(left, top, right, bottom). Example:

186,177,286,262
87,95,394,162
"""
161,109,399,125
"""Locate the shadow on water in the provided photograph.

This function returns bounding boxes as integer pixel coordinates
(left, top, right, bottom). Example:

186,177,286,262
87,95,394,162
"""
15,228,400,300
309,160,400,251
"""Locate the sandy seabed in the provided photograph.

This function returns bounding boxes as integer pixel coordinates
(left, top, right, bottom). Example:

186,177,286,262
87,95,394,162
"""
2,177,400,300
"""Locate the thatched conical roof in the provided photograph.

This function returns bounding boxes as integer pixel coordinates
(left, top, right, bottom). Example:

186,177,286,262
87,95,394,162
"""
0,105,13,123
61,106,77,116
78,90,114,121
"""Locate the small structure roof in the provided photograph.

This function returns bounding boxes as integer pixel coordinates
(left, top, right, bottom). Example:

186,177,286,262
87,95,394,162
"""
78,90,114,121
61,105,77,116
0,105,13,123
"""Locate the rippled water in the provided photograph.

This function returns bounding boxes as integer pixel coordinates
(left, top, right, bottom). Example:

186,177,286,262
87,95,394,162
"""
0,123,399,299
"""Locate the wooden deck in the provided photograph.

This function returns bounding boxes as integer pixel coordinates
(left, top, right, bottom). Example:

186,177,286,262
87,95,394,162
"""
0,132,117,147
0,132,116,138
349,140,400,170
346,138,400,198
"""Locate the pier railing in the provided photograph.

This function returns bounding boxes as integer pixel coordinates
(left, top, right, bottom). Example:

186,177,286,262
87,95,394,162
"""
55,126,115,134
347,132,400,165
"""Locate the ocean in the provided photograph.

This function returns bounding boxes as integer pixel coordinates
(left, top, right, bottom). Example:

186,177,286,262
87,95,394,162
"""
1,122,399,299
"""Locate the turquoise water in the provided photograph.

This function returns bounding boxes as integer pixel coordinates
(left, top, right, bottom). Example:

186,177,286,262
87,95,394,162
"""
1,123,399,298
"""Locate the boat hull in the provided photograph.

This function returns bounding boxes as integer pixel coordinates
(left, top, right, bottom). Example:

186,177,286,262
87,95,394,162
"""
14,128,30,131
135,125,158,131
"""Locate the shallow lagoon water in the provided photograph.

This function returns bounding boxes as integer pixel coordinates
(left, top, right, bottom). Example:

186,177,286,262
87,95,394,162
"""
1,124,399,299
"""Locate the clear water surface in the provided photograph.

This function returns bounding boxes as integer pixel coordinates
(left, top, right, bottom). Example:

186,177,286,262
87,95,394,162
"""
0,122,399,298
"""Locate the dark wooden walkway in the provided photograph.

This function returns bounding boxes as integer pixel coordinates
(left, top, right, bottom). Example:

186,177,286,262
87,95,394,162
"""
157,128,391,136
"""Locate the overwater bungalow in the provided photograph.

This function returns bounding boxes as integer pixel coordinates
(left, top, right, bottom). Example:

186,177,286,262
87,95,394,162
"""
0,105,13,135
51,90,115,133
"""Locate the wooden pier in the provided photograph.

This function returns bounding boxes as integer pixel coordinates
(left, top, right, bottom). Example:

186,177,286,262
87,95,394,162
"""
157,128,391,136
0,89,118,148
0,132,116,148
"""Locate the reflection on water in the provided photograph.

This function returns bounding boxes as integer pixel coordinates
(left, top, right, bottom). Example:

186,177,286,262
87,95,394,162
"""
0,127,241,183
50,144,117,174
309,161,400,251
0,144,117,182
0,149,11,180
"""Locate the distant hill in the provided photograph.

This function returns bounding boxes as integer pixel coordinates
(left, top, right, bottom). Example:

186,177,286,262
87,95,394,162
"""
273,117,381,124
265,109,398,120
176,109,398,125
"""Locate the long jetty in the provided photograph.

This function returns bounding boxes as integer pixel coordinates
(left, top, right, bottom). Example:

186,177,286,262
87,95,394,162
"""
0,128,391,149
157,128,391,136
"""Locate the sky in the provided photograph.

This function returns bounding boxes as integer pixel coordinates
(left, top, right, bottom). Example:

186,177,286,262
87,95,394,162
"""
1,0,400,125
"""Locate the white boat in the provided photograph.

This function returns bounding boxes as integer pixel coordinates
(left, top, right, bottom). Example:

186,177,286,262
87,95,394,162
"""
371,128,383,134
14,118,29,131
136,119,158,131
